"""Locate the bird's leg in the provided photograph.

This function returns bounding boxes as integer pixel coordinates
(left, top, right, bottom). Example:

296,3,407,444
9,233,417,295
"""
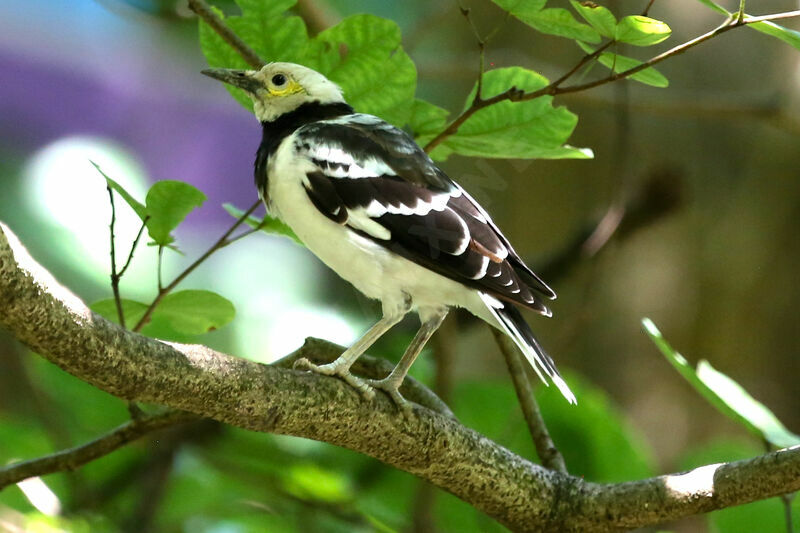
367,308,448,416
294,298,410,399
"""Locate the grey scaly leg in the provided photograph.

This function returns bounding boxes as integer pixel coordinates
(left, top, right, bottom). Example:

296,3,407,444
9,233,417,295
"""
294,296,411,399
367,308,449,415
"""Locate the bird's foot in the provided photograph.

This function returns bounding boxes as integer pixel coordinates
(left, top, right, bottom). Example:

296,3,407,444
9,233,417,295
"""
364,377,414,419
293,357,376,400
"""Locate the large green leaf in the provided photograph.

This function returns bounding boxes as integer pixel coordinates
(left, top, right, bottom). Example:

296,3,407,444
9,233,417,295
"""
615,15,671,46
408,98,450,146
491,0,600,43
643,318,800,449
432,67,592,160
144,180,206,246
92,290,234,337
198,0,310,109
91,161,147,220
307,14,417,125
577,41,669,87
222,202,301,244
570,0,617,38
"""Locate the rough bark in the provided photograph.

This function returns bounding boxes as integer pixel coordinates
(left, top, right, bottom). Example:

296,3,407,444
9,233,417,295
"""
1,221,798,532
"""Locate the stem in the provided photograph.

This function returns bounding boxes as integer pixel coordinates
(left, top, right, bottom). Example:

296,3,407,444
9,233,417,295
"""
187,0,265,68
157,245,165,292
131,199,261,332
118,217,148,278
423,9,800,154
491,329,567,473
0,411,198,490
642,0,656,16
106,186,126,328
737,0,746,24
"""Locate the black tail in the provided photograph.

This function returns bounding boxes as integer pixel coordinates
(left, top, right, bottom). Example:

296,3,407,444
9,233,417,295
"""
480,293,576,404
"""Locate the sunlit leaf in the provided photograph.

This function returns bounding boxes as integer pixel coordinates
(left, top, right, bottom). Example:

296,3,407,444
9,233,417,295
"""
198,0,310,109
307,14,416,125
154,290,235,335
432,67,593,160
643,318,800,449
283,463,353,503
91,161,147,221
577,41,669,87
408,99,449,146
570,0,617,38
491,0,600,43
615,15,671,46
92,290,234,336
91,298,148,326
144,180,206,246
222,203,301,244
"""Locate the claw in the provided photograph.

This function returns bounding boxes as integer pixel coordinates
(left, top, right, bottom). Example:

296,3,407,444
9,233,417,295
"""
294,357,376,400
365,378,414,418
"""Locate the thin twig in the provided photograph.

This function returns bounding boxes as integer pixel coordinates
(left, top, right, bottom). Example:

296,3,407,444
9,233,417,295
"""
491,329,567,473
156,245,164,292
118,217,148,278
737,0,746,24
423,9,800,153
0,410,198,490
642,0,656,17
131,199,261,332
187,0,265,68
106,186,126,328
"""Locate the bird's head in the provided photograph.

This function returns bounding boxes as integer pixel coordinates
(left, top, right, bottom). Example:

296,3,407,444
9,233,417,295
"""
202,62,345,122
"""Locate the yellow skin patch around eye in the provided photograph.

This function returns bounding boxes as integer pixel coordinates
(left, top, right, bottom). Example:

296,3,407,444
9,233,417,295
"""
268,79,304,97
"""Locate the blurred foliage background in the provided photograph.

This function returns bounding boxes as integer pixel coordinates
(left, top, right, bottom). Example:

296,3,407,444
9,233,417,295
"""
0,0,799,531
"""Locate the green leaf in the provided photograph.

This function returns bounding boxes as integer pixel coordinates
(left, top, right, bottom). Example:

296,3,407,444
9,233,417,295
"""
222,203,301,244
91,298,149,327
749,21,800,51
144,180,207,246
408,99,449,145
307,14,417,126
577,41,669,87
91,161,147,220
570,0,617,38
198,0,310,109
615,15,671,46
154,290,236,335
643,318,800,449
432,67,593,160
491,0,601,43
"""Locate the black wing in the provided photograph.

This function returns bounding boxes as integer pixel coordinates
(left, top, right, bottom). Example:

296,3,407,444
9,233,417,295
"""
294,113,556,314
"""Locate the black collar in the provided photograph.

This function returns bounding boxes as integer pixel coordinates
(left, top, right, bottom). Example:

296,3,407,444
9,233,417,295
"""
255,101,354,191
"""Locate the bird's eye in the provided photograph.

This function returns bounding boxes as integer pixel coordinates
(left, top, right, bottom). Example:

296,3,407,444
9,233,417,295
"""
271,74,287,86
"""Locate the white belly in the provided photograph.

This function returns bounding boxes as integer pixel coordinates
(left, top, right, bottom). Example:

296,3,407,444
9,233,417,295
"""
266,136,487,319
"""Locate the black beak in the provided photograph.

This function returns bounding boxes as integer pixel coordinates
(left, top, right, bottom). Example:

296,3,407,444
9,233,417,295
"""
201,68,262,94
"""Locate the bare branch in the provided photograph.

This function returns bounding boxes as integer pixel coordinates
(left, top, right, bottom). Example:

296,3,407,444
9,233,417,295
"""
492,330,567,474
2,221,800,531
106,186,126,328
0,410,198,490
187,0,265,68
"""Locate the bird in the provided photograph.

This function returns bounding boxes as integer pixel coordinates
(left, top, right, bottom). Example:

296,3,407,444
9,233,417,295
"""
202,62,576,412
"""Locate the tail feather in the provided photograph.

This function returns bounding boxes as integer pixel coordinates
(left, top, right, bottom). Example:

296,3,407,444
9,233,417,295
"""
479,292,576,404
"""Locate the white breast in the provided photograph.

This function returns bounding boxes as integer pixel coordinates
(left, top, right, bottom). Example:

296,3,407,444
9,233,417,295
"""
266,134,491,321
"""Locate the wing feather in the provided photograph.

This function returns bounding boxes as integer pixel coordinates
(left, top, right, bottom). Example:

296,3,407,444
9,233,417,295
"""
293,115,554,313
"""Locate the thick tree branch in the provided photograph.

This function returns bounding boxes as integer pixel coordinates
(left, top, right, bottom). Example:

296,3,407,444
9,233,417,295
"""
2,221,799,532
